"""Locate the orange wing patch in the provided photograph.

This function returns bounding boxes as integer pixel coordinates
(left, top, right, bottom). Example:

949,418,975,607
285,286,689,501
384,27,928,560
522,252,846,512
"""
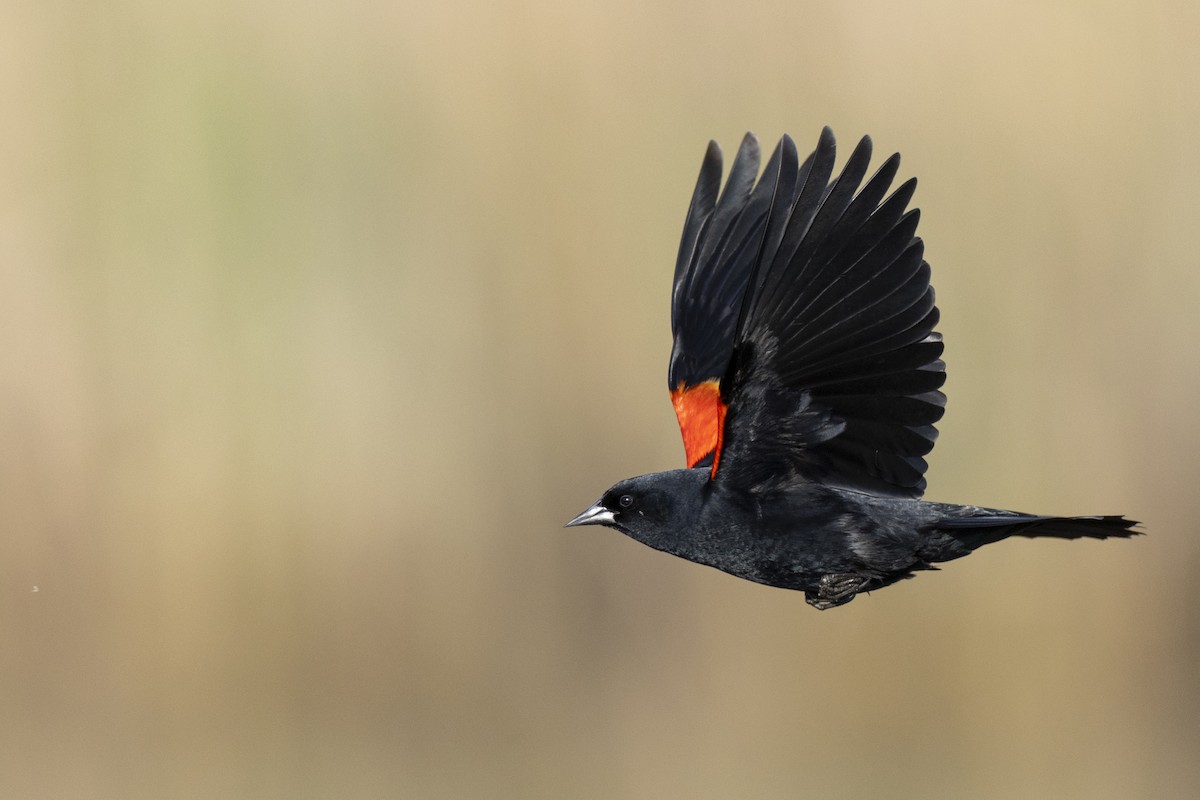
670,380,726,470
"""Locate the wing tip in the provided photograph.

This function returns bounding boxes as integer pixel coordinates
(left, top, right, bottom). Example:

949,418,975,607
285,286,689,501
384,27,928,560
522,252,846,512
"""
816,125,837,154
736,132,762,164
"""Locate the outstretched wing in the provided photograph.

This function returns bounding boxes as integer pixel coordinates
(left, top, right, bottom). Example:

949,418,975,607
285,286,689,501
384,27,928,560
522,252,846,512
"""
668,133,787,468
712,128,946,498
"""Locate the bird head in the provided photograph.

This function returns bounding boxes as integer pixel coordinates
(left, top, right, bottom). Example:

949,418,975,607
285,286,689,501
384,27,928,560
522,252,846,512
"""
565,469,705,553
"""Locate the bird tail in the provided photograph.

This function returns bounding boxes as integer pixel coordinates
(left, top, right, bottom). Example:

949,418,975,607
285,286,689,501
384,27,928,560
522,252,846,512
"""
924,511,1140,561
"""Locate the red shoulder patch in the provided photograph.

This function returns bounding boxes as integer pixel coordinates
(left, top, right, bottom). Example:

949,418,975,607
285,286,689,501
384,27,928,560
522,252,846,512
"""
670,380,726,470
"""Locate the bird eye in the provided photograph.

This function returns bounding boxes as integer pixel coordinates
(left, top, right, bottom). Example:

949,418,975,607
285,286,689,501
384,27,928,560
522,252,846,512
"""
618,494,634,509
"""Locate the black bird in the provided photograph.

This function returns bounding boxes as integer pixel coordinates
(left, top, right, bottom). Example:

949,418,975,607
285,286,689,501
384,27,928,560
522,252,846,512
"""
567,128,1138,609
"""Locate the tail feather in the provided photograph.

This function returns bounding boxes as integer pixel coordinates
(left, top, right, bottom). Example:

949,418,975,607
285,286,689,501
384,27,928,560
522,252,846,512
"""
927,513,1140,560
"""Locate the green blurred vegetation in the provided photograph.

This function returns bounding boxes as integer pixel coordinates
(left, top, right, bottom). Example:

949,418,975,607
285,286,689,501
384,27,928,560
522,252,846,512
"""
1,1,1197,797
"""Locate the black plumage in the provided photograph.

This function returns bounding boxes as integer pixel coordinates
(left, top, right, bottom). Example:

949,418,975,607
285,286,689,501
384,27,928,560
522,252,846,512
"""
568,128,1138,609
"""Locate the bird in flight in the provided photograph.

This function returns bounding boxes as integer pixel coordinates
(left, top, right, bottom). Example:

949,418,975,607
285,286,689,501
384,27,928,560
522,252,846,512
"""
567,128,1138,609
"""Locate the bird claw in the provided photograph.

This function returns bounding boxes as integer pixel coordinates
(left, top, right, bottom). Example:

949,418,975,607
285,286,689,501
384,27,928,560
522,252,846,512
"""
805,573,872,610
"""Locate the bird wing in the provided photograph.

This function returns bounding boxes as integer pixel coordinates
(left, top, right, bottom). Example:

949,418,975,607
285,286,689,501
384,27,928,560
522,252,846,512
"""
668,133,787,468
710,128,946,498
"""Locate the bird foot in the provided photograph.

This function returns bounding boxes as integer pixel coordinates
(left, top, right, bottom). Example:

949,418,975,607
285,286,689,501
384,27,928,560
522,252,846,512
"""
805,573,872,610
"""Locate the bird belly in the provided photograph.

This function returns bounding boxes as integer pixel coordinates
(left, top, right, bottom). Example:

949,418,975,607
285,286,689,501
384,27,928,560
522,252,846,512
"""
686,495,926,592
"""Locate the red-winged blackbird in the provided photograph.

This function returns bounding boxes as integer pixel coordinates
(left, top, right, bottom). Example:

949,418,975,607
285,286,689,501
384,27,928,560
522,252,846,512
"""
567,128,1139,610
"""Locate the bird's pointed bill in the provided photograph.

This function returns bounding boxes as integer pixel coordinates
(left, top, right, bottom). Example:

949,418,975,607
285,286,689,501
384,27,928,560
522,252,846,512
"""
565,504,615,528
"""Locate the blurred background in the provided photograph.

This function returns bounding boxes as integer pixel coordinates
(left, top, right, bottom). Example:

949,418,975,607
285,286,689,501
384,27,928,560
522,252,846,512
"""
1,1,1197,797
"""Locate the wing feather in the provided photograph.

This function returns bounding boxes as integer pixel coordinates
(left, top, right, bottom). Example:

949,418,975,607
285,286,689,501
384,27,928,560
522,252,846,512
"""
668,134,788,467
712,129,946,497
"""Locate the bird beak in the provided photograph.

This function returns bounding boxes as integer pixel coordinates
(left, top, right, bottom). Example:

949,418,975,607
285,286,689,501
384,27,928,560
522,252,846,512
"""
565,504,615,528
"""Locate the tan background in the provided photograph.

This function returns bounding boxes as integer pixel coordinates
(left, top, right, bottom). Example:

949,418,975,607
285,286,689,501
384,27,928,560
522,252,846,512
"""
2,1,1197,797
